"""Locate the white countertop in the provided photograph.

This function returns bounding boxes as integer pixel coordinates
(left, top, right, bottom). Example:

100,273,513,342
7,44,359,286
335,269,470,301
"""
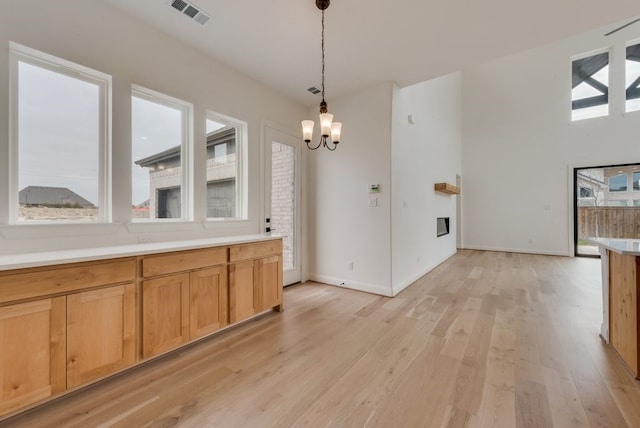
0,234,282,272
586,237,640,256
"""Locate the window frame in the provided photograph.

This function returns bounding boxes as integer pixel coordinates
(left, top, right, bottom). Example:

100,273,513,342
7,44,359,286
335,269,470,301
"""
570,49,610,122
625,39,640,113
205,110,248,221
131,85,194,222
9,42,112,224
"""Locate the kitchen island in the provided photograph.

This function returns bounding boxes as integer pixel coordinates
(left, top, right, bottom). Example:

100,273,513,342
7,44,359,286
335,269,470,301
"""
588,237,640,378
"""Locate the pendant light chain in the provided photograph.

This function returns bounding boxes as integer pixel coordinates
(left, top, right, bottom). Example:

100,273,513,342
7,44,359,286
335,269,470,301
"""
301,0,341,150
321,9,325,102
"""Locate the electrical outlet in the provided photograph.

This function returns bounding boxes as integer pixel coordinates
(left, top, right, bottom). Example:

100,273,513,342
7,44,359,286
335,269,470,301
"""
138,235,153,243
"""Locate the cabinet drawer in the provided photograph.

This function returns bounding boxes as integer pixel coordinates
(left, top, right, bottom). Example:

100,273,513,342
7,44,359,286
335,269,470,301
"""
229,240,282,263
142,247,228,278
0,259,136,305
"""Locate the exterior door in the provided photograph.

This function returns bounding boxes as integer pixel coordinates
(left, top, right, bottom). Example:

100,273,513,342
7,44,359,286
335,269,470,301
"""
263,126,301,285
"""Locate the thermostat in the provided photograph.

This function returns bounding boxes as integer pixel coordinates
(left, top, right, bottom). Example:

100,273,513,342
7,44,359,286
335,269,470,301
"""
369,184,380,193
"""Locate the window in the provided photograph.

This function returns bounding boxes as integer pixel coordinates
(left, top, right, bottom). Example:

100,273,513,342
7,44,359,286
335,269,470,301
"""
132,86,192,221
10,43,111,223
607,200,628,207
626,43,640,113
634,200,640,207
205,112,246,220
609,173,627,192
579,186,594,198
572,51,609,121
634,171,640,191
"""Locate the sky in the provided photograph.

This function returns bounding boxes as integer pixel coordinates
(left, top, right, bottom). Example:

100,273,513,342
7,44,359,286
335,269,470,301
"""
19,61,99,204
19,61,226,207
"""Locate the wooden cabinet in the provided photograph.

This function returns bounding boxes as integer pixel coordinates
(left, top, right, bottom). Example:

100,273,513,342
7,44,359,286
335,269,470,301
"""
142,273,190,359
141,248,231,358
229,241,283,323
67,284,136,388
190,266,228,339
0,238,282,417
229,260,257,323
0,297,66,415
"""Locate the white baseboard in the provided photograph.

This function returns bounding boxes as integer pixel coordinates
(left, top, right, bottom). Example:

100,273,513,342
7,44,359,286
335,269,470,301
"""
391,250,457,296
307,274,394,297
461,245,569,257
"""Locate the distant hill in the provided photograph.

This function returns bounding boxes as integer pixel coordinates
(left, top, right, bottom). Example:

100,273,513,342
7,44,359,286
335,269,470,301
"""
19,186,94,208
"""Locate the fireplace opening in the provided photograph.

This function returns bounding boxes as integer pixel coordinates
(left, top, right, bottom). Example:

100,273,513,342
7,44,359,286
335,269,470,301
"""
437,217,450,237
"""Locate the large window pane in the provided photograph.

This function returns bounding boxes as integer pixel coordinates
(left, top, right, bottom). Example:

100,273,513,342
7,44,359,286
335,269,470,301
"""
132,89,188,221
626,43,640,113
15,51,109,223
572,52,609,121
633,171,640,191
206,114,245,220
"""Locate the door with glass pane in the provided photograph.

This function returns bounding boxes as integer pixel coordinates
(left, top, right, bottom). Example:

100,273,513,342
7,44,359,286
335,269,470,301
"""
264,127,301,285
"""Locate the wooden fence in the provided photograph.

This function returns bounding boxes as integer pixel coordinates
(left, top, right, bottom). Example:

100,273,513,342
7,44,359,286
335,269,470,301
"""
578,207,640,239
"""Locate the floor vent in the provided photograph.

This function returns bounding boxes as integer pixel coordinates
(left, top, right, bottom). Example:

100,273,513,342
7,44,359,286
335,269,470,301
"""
170,0,210,25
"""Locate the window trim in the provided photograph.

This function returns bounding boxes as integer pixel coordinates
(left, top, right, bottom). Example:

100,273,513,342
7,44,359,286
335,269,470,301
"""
570,48,611,122
9,42,112,224
205,110,248,221
131,85,194,222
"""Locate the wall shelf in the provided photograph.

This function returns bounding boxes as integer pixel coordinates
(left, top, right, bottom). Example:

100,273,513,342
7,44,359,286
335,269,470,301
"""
434,183,460,195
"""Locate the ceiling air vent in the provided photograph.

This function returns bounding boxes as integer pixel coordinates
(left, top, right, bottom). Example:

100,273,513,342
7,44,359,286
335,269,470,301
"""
307,86,321,95
170,0,210,26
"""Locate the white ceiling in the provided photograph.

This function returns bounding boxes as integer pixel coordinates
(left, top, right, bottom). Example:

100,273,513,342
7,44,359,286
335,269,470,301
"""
105,0,640,107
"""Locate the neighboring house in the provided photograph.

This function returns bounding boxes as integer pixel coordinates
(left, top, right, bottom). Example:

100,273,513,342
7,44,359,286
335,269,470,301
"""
577,166,640,207
18,186,94,208
135,126,237,219
577,170,606,206
602,165,640,206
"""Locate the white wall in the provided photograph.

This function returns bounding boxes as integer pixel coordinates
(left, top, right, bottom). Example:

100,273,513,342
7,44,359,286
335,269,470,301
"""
307,82,394,296
391,74,462,294
462,23,640,255
0,0,306,254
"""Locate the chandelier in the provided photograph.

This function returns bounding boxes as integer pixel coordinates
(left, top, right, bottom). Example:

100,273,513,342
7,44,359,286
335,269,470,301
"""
302,0,342,151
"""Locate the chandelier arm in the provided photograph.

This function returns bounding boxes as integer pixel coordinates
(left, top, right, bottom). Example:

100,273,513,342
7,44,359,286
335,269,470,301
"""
324,140,338,151
307,139,323,150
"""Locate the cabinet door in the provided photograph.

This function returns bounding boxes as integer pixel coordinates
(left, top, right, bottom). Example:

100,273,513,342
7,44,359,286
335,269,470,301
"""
257,255,283,311
229,261,258,323
0,297,66,415
142,274,189,359
67,284,136,388
190,266,228,340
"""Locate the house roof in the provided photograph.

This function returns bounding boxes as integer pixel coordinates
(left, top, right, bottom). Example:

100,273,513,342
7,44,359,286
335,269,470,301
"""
135,126,236,168
18,186,94,207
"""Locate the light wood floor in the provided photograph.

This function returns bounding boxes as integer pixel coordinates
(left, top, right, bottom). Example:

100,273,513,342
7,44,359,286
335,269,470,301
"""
3,250,640,427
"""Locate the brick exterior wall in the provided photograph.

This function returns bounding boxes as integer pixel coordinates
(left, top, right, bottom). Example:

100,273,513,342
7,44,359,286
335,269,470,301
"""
271,143,295,270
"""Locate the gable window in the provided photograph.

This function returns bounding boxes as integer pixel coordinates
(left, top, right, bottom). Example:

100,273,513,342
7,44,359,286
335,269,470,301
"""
205,112,246,220
132,86,192,221
608,173,627,192
572,51,609,121
626,43,640,113
10,43,111,223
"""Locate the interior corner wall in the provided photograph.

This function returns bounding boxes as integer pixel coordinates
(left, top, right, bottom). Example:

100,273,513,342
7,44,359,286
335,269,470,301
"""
461,23,640,256
307,82,394,296
391,74,462,295
0,0,306,254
